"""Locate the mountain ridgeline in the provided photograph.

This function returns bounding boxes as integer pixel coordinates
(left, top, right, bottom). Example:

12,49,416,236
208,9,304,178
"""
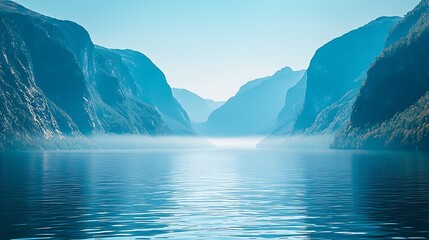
289,16,401,135
172,88,224,123
198,67,305,136
1,0,428,151
0,1,192,149
334,0,429,150
272,72,307,135
271,0,429,151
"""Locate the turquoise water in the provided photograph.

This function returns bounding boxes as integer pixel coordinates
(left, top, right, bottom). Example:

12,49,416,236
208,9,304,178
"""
1,149,429,239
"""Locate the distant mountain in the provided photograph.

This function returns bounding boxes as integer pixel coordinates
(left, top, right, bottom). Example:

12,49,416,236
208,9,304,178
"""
198,67,305,136
172,88,224,123
272,72,307,135
292,16,400,134
334,0,429,151
0,1,192,149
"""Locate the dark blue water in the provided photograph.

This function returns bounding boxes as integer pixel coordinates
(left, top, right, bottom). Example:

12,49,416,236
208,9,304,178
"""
1,149,429,239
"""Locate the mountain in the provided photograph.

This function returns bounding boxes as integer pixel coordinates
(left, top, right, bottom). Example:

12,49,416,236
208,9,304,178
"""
172,88,224,123
334,0,429,151
272,72,307,135
292,17,401,134
0,1,192,150
108,49,192,134
198,67,305,136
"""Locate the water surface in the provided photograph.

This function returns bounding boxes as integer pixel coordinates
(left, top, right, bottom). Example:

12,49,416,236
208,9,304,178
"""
1,149,429,239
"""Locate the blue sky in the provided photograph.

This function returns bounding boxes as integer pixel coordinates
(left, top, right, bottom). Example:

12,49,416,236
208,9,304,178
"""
15,0,419,101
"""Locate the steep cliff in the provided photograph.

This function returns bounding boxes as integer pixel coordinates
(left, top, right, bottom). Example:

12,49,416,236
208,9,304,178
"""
0,1,192,149
351,2,429,128
335,0,429,150
293,17,400,134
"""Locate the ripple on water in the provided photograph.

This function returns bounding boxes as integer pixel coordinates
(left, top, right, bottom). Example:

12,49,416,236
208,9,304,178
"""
1,150,429,239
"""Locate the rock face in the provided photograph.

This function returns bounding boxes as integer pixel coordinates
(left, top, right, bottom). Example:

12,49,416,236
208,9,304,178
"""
172,88,224,123
107,49,192,134
334,0,429,151
0,1,192,149
293,17,400,134
198,67,305,136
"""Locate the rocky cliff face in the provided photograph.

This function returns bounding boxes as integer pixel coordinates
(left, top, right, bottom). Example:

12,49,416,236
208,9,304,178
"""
110,49,192,133
293,17,400,134
0,1,191,149
351,1,429,128
334,0,429,150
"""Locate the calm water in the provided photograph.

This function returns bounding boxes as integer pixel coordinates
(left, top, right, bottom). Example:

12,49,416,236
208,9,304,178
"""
1,149,429,239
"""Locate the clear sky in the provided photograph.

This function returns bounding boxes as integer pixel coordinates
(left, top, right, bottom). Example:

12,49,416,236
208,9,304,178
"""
14,0,420,101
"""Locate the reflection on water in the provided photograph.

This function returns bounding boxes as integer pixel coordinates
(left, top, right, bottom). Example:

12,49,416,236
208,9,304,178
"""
1,149,429,239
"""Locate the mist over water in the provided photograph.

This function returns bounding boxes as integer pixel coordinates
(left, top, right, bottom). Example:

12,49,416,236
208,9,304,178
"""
22,135,335,151
89,135,215,150
207,137,266,149
258,135,335,149
88,135,334,150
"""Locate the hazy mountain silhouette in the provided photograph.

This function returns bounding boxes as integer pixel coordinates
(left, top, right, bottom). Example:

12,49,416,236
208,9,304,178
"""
172,88,224,123
0,1,192,149
334,0,429,150
198,67,305,136
272,72,307,135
